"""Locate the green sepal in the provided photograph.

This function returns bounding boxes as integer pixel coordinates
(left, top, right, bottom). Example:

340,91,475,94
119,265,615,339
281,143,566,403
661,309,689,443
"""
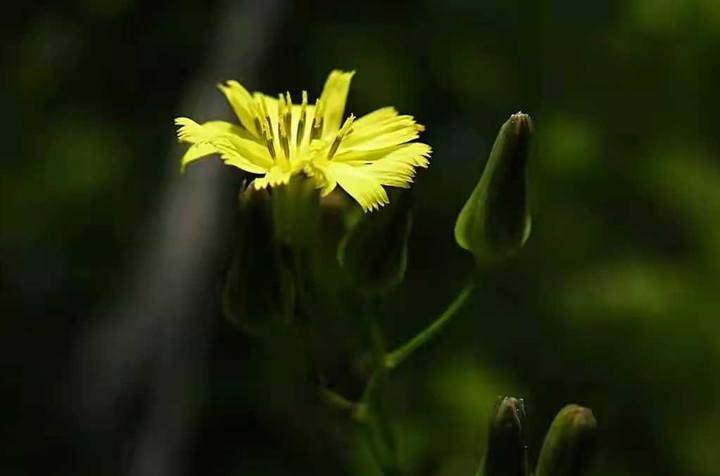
455,113,533,262
222,186,295,336
271,175,321,248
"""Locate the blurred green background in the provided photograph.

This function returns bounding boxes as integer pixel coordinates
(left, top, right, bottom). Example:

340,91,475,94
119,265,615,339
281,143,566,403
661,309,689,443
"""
3,0,720,475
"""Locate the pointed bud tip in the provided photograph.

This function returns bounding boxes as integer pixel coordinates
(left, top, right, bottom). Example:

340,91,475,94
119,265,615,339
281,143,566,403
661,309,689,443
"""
508,112,533,137
558,404,597,431
489,396,526,438
483,396,529,476
494,396,525,421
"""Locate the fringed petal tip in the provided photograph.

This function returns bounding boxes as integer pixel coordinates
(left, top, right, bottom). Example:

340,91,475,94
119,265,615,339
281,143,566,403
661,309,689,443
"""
328,69,356,79
174,117,199,142
251,167,293,190
360,195,390,213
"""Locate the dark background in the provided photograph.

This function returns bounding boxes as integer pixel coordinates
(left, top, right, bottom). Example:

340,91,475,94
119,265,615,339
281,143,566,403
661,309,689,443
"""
3,1,720,475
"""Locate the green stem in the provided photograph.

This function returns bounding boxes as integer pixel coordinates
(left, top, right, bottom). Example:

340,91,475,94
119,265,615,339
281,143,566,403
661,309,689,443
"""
291,249,323,388
360,300,386,405
317,277,476,475
359,302,401,476
385,277,476,370
364,301,386,358
319,386,356,415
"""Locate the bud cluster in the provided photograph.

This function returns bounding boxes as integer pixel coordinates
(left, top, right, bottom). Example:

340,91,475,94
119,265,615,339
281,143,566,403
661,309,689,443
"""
480,397,597,476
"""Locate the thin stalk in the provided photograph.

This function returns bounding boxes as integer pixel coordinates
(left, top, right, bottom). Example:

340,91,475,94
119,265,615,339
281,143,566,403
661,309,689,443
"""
359,302,401,475
319,386,356,415
385,277,476,370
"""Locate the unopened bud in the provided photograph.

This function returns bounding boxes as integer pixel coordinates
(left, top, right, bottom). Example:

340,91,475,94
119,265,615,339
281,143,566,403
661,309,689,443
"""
337,191,412,294
455,113,532,261
481,396,529,476
535,404,597,476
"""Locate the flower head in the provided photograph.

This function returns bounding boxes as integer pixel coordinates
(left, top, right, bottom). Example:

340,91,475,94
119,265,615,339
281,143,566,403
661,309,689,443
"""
175,70,431,211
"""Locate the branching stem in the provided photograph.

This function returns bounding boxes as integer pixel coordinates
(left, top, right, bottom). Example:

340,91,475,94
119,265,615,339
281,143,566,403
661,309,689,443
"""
314,276,477,476
385,277,476,370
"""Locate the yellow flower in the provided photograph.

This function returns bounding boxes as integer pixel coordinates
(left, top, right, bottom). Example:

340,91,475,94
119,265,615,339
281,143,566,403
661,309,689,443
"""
174,70,431,212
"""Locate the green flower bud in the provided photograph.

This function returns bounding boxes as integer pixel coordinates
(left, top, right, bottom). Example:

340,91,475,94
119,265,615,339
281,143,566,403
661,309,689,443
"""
455,113,533,261
271,175,321,248
337,191,413,295
481,396,529,476
535,405,597,476
223,186,295,335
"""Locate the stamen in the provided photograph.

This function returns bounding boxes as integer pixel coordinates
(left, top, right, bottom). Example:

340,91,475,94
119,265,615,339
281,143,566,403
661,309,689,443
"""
296,90,308,146
283,91,292,145
310,98,324,141
279,136,290,160
277,94,286,137
310,118,323,141
255,98,276,159
328,114,355,159
248,100,263,134
264,129,276,159
258,97,273,138
278,94,290,159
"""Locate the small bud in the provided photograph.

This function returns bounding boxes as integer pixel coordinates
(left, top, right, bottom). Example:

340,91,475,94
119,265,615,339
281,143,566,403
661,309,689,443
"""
223,186,295,335
337,191,413,295
481,396,529,476
535,405,597,476
271,176,321,248
455,113,532,261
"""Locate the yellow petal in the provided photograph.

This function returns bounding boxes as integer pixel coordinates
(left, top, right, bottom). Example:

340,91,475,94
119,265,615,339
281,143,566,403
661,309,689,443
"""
252,166,293,189
318,70,355,138
351,106,398,128
214,134,274,174
176,117,245,142
333,145,398,164
180,142,220,170
314,160,389,212
363,143,431,187
339,112,424,152
175,118,250,170
303,162,336,197
218,81,261,137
